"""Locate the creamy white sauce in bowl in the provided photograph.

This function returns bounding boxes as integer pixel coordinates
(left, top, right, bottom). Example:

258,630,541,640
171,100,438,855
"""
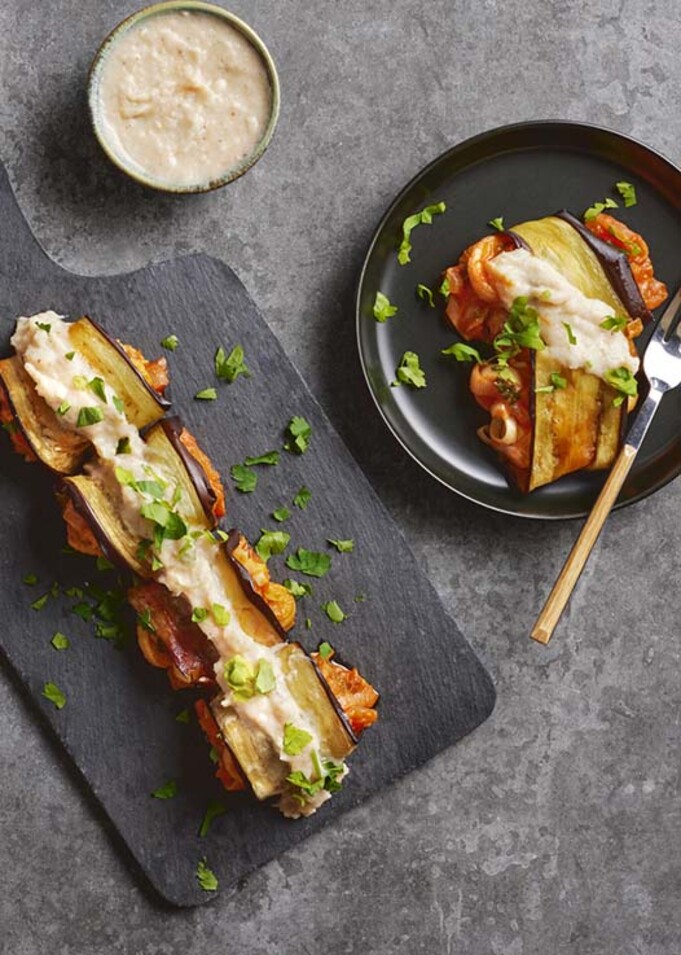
88,2,280,193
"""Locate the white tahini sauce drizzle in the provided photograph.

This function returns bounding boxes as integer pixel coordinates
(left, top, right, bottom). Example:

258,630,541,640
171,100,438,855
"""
11,312,339,816
486,249,640,380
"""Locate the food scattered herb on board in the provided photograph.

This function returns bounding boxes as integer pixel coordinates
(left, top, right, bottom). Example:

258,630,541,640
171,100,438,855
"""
160,334,179,351
285,548,331,578
244,450,279,466
283,579,312,598
151,779,178,800
215,345,250,383
51,632,70,651
272,507,290,522
196,858,219,892
488,216,505,231
284,416,312,454
318,641,333,659
398,201,447,265
373,291,398,323
42,682,66,709
199,800,228,838
293,486,311,509
175,708,191,724
327,538,354,553
195,388,217,401
322,600,347,623
230,464,257,493
255,530,290,562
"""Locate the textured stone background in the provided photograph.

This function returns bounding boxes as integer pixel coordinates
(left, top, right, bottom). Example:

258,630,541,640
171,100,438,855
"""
1,1,680,953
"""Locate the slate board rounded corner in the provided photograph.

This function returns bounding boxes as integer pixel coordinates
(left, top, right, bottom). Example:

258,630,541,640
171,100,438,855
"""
356,120,681,520
0,159,497,906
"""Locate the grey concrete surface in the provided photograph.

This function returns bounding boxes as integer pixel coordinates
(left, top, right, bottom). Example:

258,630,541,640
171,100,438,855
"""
1,1,680,952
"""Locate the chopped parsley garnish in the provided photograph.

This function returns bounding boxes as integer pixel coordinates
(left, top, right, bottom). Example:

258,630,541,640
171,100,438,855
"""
535,372,568,394
96,556,114,572
616,181,637,207
254,659,276,695
42,681,66,709
76,406,104,428
305,617,312,629
71,601,93,621
244,450,279,466
286,759,345,802
398,201,447,265
488,216,505,231
115,436,131,455
87,377,107,404
72,375,88,390
442,342,482,363
255,530,290,562
140,500,187,541
272,506,291,522
230,463,257,493
31,593,50,611
137,609,155,633
224,655,276,700
373,291,398,323
493,297,545,362
283,723,313,756
284,416,312,454
416,284,435,308
318,641,333,659
354,593,367,602
56,400,71,416
215,344,250,383
283,579,312,598
175,708,191,724
151,779,177,800
584,196,618,222
195,388,217,401
293,486,311,509
563,322,577,345
604,366,638,407
600,315,628,333
65,351,75,361
112,395,125,414
23,573,38,586
285,548,331,578
196,858,219,892
199,800,227,838
35,321,52,333
393,351,426,389
160,334,179,351
51,632,70,651
322,600,347,623
439,275,451,297
2,419,18,433
327,538,354,553
191,607,209,623
212,603,231,627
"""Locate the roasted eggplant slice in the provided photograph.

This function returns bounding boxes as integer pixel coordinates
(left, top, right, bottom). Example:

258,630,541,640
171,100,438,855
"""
144,417,224,529
0,356,90,473
213,642,356,802
226,530,296,632
195,699,247,792
67,316,169,427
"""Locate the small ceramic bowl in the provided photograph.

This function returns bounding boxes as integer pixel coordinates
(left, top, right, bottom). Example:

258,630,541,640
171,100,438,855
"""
88,1,280,194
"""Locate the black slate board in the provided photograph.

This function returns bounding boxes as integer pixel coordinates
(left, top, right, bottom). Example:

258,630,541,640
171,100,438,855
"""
0,163,495,907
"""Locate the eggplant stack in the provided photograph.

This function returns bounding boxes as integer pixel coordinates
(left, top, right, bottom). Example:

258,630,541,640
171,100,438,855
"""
442,210,668,492
1,311,378,818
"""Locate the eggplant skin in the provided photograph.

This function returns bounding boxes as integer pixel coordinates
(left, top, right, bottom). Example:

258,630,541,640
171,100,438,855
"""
556,211,652,324
158,416,220,524
224,530,290,642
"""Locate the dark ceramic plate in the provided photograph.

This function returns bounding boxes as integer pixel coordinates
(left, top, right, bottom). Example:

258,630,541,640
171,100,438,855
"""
356,121,681,519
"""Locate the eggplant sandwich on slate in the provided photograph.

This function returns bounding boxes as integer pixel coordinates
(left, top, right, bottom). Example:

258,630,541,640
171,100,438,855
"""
0,313,378,817
441,211,668,492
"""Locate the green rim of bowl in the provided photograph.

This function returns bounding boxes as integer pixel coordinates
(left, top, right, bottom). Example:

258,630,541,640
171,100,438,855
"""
87,1,281,194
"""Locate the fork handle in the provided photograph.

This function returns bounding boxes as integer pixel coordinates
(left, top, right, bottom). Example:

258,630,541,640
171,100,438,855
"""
531,385,664,645
530,444,637,644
